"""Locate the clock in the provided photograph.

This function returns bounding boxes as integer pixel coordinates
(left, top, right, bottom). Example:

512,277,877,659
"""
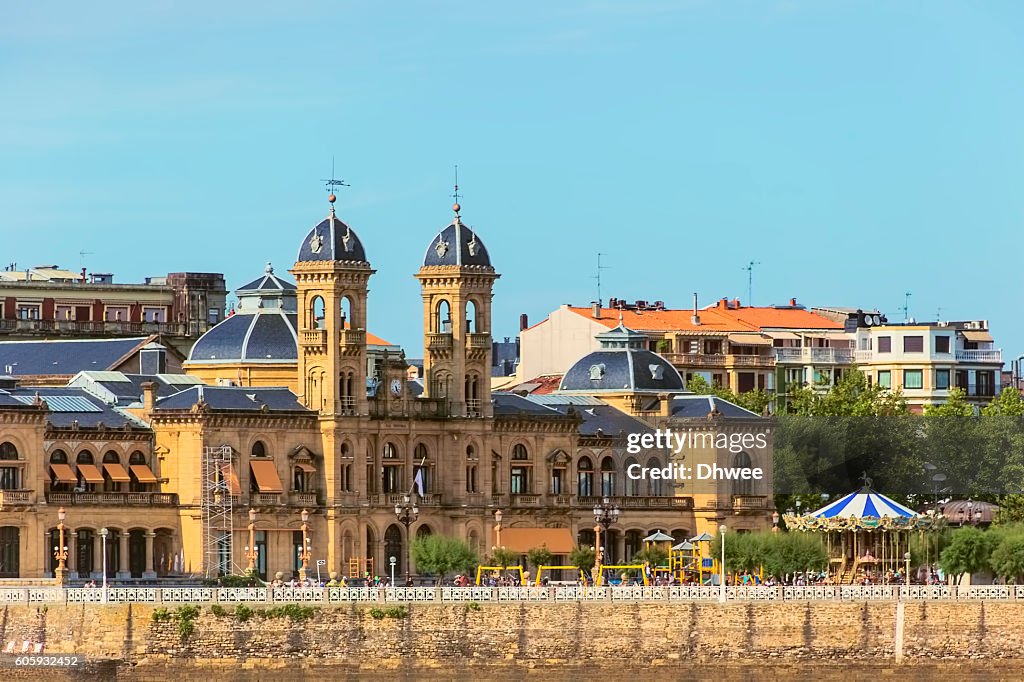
390,378,402,396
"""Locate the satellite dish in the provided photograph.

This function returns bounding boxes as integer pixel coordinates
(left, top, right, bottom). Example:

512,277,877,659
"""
873,315,881,325
864,316,873,326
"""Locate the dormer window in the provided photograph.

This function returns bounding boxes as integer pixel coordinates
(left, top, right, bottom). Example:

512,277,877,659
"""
649,364,665,380
589,364,606,381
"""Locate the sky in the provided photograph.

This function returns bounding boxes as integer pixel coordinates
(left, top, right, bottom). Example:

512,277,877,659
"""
2,1,1023,363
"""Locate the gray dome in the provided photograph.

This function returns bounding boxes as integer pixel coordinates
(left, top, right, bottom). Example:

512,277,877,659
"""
559,349,685,393
423,218,492,268
296,211,368,264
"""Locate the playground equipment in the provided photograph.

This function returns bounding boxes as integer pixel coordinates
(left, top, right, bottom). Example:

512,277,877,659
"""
533,565,587,585
475,564,527,586
597,565,650,586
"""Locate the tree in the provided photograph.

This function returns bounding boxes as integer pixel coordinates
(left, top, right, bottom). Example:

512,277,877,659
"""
995,496,1024,525
763,532,828,577
525,545,553,571
937,526,999,581
924,388,974,416
686,375,771,415
490,547,518,570
410,535,479,585
982,388,1024,417
632,545,668,568
569,545,596,573
989,534,1024,582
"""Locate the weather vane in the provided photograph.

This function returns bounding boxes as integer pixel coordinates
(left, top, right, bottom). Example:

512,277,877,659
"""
321,156,350,197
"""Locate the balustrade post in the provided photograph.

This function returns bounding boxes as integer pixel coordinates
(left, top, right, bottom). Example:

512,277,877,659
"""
143,532,156,579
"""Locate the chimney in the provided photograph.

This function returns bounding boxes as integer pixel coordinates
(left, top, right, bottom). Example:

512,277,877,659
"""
141,381,157,413
591,302,601,319
719,298,728,309
80,267,87,283
691,293,700,325
519,313,529,331
790,298,797,307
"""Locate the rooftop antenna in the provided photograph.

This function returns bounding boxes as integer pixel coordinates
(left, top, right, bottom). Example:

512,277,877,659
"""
320,156,349,200
742,260,761,306
899,292,912,322
451,165,461,220
79,250,94,270
593,253,610,307
936,306,942,322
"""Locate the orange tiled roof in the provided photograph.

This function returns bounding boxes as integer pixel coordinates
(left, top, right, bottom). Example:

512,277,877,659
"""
509,375,563,395
566,304,840,333
342,322,392,346
713,306,843,330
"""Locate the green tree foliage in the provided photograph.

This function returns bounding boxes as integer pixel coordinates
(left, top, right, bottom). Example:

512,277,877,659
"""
989,535,1024,582
525,545,553,570
924,388,975,416
685,375,771,416
711,531,827,577
410,535,479,584
995,496,1024,525
937,526,1000,580
982,388,1024,417
490,547,518,570
632,545,669,568
569,545,596,572
787,370,909,417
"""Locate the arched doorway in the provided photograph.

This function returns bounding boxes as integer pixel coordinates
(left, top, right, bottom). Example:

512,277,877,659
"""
0,527,19,578
384,524,403,581
154,529,175,578
129,529,146,578
76,529,95,577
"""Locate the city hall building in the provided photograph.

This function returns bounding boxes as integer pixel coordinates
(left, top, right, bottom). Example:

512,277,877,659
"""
0,196,771,582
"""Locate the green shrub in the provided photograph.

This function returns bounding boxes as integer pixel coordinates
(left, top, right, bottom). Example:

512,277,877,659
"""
368,607,385,619
210,604,227,617
151,607,172,623
234,604,253,622
466,601,481,612
174,605,200,639
384,606,408,619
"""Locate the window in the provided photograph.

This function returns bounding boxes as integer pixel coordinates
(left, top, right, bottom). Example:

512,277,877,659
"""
733,452,754,496
104,306,129,322
510,467,529,494
935,336,950,353
466,465,477,493
978,371,995,397
0,527,19,578
600,457,616,497
340,463,352,492
577,457,593,497
208,308,220,324
936,370,950,390
382,465,401,493
624,457,640,496
645,457,663,496
0,442,17,490
904,370,923,390
877,336,892,353
142,307,166,323
512,444,528,460
251,441,267,458
904,336,924,353
878,371,891,389
16,304,40,320
551,467,565,495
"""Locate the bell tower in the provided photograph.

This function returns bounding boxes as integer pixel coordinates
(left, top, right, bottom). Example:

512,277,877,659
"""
291,193,374,416
415,199,499,418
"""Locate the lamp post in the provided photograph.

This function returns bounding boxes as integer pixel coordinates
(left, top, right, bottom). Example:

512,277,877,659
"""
390,555,397,587
54,507,69,586
592,497,620,586
771,510,780,533
904,552,911,588
494,509,503,548
298,509,311,582
246,508,257,575
719,524,727,603
394,494,418,586
99,527,109,603
965,499,974,526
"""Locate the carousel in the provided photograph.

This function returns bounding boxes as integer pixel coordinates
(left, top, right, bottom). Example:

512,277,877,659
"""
784,478,945,584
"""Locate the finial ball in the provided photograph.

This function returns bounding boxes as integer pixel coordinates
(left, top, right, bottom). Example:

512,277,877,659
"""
328,193,337,203
452,202,461,213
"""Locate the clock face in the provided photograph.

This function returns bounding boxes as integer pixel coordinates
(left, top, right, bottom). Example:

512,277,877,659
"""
390,378,402,396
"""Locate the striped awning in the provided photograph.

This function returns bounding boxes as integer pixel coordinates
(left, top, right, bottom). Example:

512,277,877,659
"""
250,460,283,493
130,464,159,484
810,490,916,519
50,463,77,484
77,463,104,484
104,462,131,482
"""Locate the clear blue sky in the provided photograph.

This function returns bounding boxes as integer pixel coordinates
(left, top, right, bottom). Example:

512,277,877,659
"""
3,1,1023,363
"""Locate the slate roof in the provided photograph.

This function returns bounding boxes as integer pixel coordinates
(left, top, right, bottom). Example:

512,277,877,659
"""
670,395,761,419
492,392,565,417
544,401,655,438
237,263,297,292
189,313,299,363
0,337,151,376
296,211,368,264
422,218,492,268
68,371,205,407
154,386,310,412
0,386,148,428
559,349,684,393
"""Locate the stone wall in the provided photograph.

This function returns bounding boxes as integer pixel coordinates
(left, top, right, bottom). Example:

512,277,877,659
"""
0,601,1022,680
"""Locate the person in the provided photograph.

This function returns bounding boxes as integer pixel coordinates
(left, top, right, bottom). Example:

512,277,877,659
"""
84,579,97,588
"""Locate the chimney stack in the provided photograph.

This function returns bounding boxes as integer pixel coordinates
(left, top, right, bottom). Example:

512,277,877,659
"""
141,381,157,413
691,293,700,325
519,313,529,331
591,302,601,319
790,298,797,307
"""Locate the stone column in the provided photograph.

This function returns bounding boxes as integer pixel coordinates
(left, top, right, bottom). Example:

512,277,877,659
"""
68,531,78,580
143,532,157,579
117,532,130,579
615,533,626,565
92,533,102,579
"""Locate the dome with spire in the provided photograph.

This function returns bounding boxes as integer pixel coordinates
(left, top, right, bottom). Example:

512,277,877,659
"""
422,206,492,268
296,198,368,264
558,320,685,394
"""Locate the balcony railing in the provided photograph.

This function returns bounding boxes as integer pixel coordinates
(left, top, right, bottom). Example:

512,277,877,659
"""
732,494,768,510
0,490,34,507
339,396,356,416
300,328,327,347
369,398,448,420
0,319,191,337
662,353,727,367
251,492,284,506
577,495,693,509
956,349,1002,363
511,494,541,506
339,329,365,346
774,348,855,364
426,333,453,352
727,354,774,368
290,491,318,507
466,333,491,351
465,399,482,417
44,492,178,506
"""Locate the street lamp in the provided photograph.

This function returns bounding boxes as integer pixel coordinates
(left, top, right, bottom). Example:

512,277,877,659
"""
771,510,780,533
298,509,311,582
99,527,109,602
904,552,911,588
390,555,397,586
494,509,503,548
246,508,257,574
795,499,802,516
54,507,68,586
592,497,620,586
719,524,727,603
394,494,418,586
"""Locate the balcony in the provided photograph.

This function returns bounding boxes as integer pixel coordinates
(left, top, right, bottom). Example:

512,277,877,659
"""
426,333,453,352
44,492,178,506
956,349,1002,363
0,319,190,337
727,354,774,368
290,491,318,507
0,490,34,508
369,397,448,420
339,329,365,346
663,353,726,367
732,495,768,510
465,399,482,417
511,494,541,506
250,492,284,507
578,495,693,510
466,333,491,351
774,348,855,364
339,396,356,416
300,328,327,347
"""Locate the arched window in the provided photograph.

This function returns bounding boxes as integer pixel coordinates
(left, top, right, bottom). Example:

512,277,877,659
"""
577,457,594,497
414,443,428,461
49,450,67,464
646,457,662,496
0,443,17,460
600,456,616,497
102,450,122,492
340,296,353,328
0,443,18,490
310,296,326,330
76,450,94,465
382,442,401,493
384,525,404,580
129,451,146,464
340,442,352,458
624,457,640,496
733,451,754,496
466,445,477,460
251,441,267,458
466,300,478,334
436,300,452,334
512,444,528,460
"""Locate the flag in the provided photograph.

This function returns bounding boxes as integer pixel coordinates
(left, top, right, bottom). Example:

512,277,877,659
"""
414,467,425,498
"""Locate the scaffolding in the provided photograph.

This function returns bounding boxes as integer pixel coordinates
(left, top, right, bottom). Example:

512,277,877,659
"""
201,445,235,577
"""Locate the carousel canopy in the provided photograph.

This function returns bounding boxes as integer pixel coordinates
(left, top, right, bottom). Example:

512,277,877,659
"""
643,531,674,543
810,489,916,519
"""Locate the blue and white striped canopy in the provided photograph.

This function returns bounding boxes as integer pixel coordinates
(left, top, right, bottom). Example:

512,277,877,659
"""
810,490,916,519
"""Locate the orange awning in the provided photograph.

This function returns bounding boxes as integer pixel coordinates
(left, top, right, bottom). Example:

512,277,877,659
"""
961,330,993,342
130,464,159,484
221,463,241,495
104,462,131,482
77,464,104,484
499,528,575,554
50,463,77,484
295,461,316,473
250,460,283,493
